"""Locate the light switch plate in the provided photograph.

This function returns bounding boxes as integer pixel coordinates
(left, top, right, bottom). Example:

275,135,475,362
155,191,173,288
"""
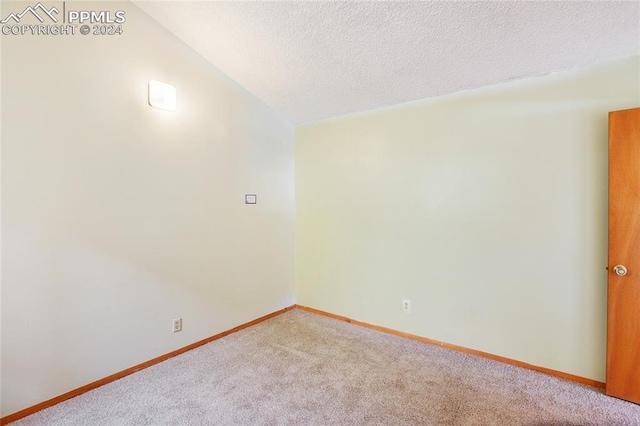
245,194,257,204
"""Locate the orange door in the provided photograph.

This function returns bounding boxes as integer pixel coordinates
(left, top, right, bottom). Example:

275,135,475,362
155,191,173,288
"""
607,107,640,404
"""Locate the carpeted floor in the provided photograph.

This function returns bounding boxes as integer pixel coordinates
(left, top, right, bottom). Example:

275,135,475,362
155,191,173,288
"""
10,309,640,425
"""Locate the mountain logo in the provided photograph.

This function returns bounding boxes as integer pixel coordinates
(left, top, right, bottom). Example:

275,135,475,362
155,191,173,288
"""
1,2,60,24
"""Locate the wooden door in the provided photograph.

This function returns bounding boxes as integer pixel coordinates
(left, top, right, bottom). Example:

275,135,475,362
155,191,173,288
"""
607,107,640,404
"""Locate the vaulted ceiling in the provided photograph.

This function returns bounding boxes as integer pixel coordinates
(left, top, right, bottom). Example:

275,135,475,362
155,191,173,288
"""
134,1,640,124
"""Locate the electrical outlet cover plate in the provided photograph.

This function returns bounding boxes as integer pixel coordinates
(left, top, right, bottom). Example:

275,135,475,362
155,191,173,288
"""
172,318,182,332
402,299,411,314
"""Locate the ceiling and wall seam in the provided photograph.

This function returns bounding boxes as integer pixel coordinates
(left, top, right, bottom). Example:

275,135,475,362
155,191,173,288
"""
133,1,640,125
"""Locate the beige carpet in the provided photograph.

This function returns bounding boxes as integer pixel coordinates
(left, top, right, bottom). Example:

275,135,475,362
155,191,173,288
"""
10,309,640,425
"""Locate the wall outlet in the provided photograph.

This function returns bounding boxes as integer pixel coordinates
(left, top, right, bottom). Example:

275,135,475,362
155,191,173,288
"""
172,318,182,333
402,299,411,314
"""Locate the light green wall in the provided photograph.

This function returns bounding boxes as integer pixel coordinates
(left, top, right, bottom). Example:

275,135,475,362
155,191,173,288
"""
295,56,640,382
1,2,294,416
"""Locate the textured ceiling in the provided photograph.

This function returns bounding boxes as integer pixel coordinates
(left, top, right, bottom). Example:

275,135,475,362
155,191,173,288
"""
134,1,640,124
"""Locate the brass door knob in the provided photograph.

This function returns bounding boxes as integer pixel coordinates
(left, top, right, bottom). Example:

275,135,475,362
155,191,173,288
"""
613,265,628,277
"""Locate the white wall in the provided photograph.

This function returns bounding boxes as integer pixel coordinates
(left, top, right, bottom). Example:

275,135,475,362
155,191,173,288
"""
1,1,294,416
295,56,640,382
